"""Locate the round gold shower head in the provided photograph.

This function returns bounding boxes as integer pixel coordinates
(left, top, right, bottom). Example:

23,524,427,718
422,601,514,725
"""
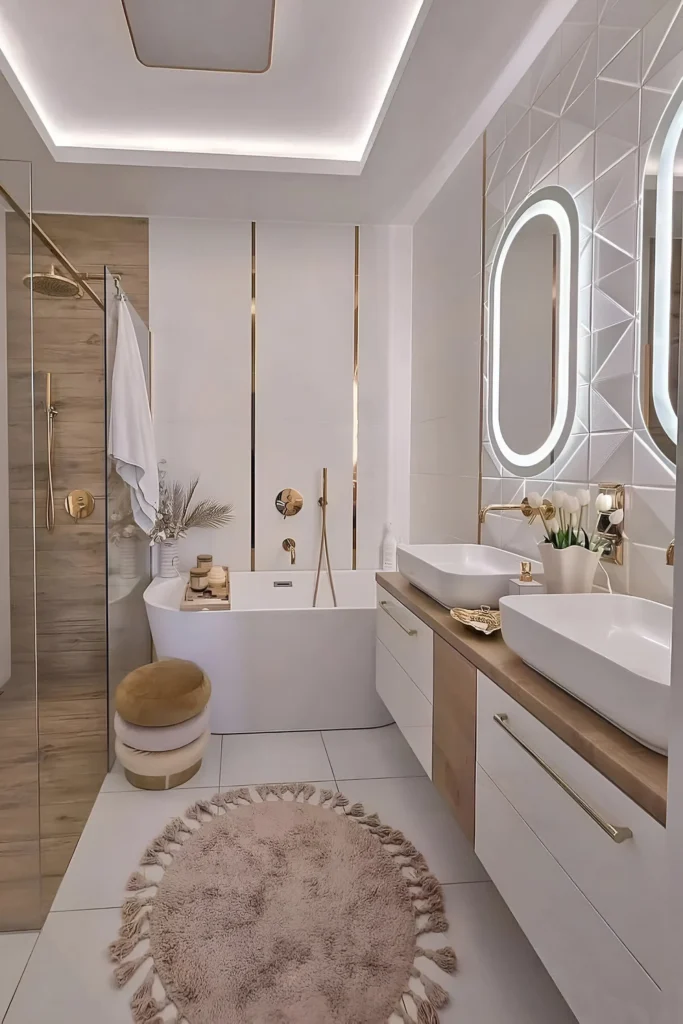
23,265,82,299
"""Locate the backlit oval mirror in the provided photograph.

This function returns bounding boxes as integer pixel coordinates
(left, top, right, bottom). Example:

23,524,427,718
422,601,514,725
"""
488,185,579,476
640,81,683,465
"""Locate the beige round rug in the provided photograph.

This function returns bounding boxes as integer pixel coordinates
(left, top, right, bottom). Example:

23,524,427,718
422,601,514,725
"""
109,785,457,1024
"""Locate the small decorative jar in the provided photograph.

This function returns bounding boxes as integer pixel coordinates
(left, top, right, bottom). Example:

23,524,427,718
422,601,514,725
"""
189,566,209,592
159,539,179,578
207,565,227,590
196,554,213,572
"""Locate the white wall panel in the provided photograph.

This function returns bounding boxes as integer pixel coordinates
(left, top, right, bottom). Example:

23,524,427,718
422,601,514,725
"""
255,223,355,571
150,217,252,570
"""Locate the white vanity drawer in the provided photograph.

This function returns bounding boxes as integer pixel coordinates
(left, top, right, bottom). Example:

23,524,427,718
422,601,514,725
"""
376,638,432,776
476,766,660,1024
376,586,433,702
477,672,665,984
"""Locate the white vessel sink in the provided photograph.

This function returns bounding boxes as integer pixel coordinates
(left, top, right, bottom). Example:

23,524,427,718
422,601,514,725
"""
397,544,543,610
500,594,672,753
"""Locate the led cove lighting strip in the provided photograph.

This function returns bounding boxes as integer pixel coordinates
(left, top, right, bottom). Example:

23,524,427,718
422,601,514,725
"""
0,1,425,162
490,198,573,469
651,98,683,446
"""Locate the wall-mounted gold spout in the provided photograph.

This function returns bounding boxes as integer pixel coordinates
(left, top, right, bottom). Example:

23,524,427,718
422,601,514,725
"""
479,496,555,526
283,538,296,565
667,540,675,566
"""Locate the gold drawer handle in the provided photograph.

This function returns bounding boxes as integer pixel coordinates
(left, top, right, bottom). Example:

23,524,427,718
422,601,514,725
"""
493,713,633,844
380,600,418,636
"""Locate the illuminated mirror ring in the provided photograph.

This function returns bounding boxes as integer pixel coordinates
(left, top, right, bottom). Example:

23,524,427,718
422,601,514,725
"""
644,81,683,455
487,185,580,476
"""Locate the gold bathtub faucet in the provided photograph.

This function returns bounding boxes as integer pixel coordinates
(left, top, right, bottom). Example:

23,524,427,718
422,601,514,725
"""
667,540,675,566
283,538,296,565
479,496,555,526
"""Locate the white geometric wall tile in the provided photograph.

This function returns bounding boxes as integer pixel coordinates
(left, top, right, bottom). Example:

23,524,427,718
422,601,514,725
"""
640,85,672,144
503,111,531,172
527,124,561,187
488,180,505,222
530,105,558,148
578,325,593,383
486,142,506,193
534,75,564,121
629,542,674,603
601,0,669,31
598,31,642,85
593,233,634,279
560,84,597,162
500,514,546,561
561,35,599,112
597,24,639,73
486,109,506,156
559,135,596,197
592,320,636,379
590,382,631,429
643,44,683,92
633,429,676,484
594,91,640,174
563,0,600,62
574,382,591,432
554,433,590,481
596,77,639,126
532,34,566,103
594,259,637,313
579,280,593,333
481,514,503,549
594,201,638,256
593,150,638,225
643,5,683,81
482,443,502,477
642,0,682,73
577,208,595,287
588,428,634,481
592,372,635,426
505,155,530,213
485,216,503,264
630,484,676,546
592,285,634,330
501,477,526,503
481,477,502,506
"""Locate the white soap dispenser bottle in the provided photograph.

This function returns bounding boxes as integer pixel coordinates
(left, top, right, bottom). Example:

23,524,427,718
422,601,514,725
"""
382,523,398,571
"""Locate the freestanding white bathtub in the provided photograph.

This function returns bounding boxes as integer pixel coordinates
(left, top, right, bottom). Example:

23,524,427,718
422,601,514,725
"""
143,571,392,734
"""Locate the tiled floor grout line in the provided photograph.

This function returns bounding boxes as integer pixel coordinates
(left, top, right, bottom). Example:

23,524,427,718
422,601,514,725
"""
321,729,339,782
2,935,39,1024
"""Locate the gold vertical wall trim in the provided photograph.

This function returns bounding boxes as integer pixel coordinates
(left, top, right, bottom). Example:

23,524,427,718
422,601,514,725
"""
251,222,257,572
477,133,488,545
352,226,360,570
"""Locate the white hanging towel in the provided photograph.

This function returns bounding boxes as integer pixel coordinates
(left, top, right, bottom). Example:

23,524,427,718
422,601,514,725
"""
108,299,158,533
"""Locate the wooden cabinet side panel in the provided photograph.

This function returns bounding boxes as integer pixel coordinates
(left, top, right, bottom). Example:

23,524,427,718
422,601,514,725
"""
432,635,477,844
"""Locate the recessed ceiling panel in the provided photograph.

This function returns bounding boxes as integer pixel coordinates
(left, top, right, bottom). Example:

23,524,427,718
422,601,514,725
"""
122,0,275,73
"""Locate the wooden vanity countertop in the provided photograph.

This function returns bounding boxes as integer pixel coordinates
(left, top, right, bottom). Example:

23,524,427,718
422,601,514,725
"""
377,572,668,826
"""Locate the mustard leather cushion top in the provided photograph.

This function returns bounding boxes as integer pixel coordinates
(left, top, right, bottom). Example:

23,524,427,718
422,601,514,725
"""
115,659,211,727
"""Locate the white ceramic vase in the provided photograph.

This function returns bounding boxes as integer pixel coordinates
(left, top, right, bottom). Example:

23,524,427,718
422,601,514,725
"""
118,536,138,579
159,539,180,578
538,542,600,594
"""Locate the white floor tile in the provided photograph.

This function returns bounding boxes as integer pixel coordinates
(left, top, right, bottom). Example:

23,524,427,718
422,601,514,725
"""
323,725,426,780
413,883,577,1023
52,786,217,913
339,777,488,885
100,735,223,793
4,910,140,1024
0,932,39,1021
219,731,332,787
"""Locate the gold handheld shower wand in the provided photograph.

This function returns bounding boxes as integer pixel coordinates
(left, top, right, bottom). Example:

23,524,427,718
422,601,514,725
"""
313,468,337,608
45,373,58,532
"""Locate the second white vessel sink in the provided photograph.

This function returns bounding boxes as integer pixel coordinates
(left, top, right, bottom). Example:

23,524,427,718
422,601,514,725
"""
500,594,672,753
397,544,543,610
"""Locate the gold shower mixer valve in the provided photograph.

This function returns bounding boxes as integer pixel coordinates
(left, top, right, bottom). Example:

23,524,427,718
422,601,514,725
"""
65,489,95,521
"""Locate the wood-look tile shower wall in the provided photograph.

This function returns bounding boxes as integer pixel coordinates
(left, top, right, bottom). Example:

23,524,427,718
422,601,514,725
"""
1,214,149,928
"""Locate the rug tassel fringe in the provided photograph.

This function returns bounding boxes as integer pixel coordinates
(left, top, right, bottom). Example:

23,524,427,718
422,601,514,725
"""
113,954,150,988
318,788,335,806
185,799,214,821
109,934,147,964
130,969,162,1024
415,946,457,974
357,812,380,826
347,802,366,817
126,872,154,893
416,913,448,936
119,909,151,942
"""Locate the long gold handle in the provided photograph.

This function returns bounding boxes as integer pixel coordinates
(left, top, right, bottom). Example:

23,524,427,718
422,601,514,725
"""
493,714,633,843
46,373,57,533
380,600,418,636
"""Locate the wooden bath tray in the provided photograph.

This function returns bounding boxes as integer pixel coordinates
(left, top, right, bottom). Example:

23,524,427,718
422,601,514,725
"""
181,568,231,611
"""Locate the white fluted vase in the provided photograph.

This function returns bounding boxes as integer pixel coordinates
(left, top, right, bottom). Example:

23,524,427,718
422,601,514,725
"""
539,542,600,594
159,539,180,578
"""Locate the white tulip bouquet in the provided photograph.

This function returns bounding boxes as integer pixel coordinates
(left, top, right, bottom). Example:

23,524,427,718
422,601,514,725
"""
527,488,623,551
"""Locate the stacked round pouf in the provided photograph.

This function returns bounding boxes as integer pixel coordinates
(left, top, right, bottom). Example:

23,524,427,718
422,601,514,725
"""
114,659,211,790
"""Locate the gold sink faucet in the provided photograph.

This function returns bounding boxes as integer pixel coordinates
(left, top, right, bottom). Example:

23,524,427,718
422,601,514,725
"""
479,496,555,526
667,540,675,566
